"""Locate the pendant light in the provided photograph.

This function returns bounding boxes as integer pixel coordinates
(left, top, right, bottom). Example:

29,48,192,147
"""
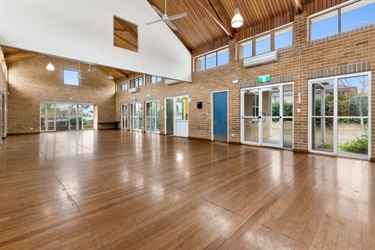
231,2,243,28
108,72,114,80
46,61,55,71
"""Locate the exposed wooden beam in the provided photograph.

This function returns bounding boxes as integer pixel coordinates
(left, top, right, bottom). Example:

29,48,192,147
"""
293,0,303,14
4,52,38,64
115,76,128,84
196,0,233,39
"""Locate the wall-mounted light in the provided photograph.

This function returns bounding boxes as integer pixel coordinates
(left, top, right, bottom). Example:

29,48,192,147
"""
108,72,114,80
231,4,243,28
232,80,239,84
46,61,55,71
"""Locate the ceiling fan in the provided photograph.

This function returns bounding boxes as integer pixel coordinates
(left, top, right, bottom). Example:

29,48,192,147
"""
147,0,187,31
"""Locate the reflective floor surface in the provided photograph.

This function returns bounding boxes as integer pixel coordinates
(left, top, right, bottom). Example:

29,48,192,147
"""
0,131,374,249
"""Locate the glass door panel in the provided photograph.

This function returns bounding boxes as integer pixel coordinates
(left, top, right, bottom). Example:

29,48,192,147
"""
121,104,127,130
311,81,335,153
337,75,369,158
82,105,94,129
56,104,69,131
47,104,55,131
145,102,151,132
283,84,293,148
242,90,260,144
69,104,77,130
40,104,47,131
261,87,281,147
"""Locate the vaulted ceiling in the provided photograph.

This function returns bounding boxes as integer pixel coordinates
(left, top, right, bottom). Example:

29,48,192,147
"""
146,0,311,51
2,0,347,81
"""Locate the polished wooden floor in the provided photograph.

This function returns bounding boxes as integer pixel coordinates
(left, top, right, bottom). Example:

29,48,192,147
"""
0,131,374,249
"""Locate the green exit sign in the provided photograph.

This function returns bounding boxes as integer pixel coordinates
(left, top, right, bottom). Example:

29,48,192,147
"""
132,97,137,101
258,75,270,83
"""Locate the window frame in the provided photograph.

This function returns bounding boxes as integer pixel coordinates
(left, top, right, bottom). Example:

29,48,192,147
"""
63,69,80,87
309,0,375,41
129,76,143,88
194,47,229,72
237,24,293,60
151,76,162,84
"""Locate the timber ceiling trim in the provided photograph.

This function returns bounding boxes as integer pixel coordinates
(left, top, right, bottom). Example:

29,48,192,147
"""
1,46,132,83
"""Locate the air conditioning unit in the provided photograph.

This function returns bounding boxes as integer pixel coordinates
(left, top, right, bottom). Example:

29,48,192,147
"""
243,51,278,68
165,79,181,85
128,87,139,93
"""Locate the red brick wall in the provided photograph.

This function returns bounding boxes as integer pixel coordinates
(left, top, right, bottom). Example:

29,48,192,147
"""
7,56,116,134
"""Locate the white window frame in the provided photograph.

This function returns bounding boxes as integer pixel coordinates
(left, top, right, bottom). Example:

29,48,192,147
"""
308,72,371,159
238,23,293,60
194,46,229,72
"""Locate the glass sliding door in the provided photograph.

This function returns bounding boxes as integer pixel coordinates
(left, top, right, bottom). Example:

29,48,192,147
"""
55,104,70,131
131,102,142,131
40,102,95,132
309,73,370,159
82,105,94,129
241,83,293,148
121,104,128,130
145,100,160,133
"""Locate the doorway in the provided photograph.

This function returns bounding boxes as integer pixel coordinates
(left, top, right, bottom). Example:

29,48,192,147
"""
241,83,293,148
212,91,228,142
121,103,128,130
130,102,142,131
308,73,370,159
165,98,174,135
145,100,160,133
165,96,189,137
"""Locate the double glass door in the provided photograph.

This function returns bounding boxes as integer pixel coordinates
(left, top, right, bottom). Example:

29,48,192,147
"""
145,100,160,133
309,73,370,159
241,83,293,148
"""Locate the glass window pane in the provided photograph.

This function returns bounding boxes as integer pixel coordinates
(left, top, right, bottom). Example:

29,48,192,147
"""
196,56,205,71
311,10,338,40
283,84,293,117
63,69,79,86
256,34,271,55
205,52,217,69
338,118,368,158
275,26,293,50
312,117,334,152
217,48,229,66
338,75,369,117
283,118,293,148
341,2,375,32
312,81,334,116
240,40,252,59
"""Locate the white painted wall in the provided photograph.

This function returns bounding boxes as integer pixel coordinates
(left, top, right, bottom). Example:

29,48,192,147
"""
0,0,192,82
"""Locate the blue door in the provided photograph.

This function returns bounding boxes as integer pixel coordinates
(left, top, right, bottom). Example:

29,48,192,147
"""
213,91,228,142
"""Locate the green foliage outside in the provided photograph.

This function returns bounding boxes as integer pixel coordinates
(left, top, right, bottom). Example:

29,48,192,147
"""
67,117,89,125
272,101,293,121
314,94,368,125
340,134,368,154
